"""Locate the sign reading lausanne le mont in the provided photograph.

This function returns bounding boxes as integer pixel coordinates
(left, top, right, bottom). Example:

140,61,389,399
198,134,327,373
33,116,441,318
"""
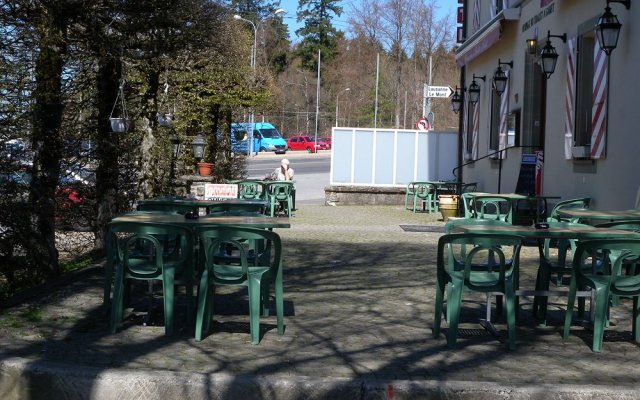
427,86,454,98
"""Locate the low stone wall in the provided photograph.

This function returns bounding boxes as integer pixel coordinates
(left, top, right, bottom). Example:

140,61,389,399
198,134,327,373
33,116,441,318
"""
324,185,406,206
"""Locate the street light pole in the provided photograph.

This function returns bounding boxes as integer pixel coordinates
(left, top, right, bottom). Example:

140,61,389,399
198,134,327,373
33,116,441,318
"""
234,15,257,156
234,10,284,156
335,88,350,127
233,15,257,68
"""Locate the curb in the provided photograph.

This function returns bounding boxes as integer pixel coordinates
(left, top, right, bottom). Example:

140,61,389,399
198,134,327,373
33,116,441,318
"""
1,357,638,400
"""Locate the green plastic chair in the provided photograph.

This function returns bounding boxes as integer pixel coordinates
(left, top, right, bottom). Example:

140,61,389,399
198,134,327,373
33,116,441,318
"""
533,221,593,322
108,222,193,336
444,219,516,319
265,181,294,217
405,182,437,213
238,180,266,200
563,238,640,352
546,197,591,222
594,220,640,306
471,195,514,223
195,226,284,344
432,233,523,350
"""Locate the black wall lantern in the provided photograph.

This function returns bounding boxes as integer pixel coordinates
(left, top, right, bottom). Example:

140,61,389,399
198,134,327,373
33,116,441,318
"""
468,74,486,104
451,87,464,113
493,59,513,96
191,133,206,161
540,30,567,79
596,0,630,56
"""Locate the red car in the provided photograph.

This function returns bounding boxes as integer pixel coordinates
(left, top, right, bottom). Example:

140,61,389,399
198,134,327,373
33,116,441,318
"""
286,135,330,153
318,137,332,149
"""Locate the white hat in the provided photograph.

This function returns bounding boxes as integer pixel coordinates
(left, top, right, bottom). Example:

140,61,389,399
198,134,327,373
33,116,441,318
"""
281,158,290,165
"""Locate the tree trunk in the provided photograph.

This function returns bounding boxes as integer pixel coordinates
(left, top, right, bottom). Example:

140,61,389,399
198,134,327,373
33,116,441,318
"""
28,7,67,279
94,56,121,251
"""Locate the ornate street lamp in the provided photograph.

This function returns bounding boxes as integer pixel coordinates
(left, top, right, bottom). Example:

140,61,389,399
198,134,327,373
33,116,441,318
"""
540,31,567,79
468,74,486,104
493,59,513,96
451,87,463,114
191,133,206,161
596,0,630,56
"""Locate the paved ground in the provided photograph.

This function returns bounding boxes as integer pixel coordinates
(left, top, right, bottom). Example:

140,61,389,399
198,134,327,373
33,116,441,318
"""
0,205,639,399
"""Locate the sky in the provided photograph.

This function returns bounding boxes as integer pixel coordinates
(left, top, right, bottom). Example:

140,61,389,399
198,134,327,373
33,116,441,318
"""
277,0,458,42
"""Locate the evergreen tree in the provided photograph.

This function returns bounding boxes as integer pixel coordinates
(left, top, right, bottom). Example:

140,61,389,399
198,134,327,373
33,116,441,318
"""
296,0,343,71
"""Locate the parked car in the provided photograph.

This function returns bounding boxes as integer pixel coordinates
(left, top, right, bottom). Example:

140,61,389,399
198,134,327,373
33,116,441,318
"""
230,122,288,154
286,135,330,153
318,137,332,149
0,166,94,231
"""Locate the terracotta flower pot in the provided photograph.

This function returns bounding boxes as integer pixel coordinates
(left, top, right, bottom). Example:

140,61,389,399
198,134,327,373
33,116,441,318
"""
197,162,213,176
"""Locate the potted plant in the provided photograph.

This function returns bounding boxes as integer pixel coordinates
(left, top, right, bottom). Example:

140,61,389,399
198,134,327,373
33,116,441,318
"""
156,112,173,127
109,80,130,133
109,117,130,133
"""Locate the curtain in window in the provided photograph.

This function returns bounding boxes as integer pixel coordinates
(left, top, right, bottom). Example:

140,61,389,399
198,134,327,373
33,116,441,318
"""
473,0,480,32
498,69,510,159
564,37,576,160
591,42,608,159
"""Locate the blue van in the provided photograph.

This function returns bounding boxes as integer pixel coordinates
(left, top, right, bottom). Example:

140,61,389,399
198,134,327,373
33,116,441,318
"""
230,122,287,154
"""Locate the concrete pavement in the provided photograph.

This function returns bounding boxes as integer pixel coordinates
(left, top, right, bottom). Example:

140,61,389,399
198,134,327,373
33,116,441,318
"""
0,205,639,399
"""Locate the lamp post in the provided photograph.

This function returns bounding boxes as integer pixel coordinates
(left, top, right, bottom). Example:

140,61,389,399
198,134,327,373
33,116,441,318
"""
335,87,350,127
234,15,257,156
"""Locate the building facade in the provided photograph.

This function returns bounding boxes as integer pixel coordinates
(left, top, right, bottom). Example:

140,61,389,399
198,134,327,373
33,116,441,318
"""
455,0,638,209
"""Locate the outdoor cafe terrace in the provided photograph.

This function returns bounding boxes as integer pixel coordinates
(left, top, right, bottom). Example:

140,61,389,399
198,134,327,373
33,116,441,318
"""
0,205,639,399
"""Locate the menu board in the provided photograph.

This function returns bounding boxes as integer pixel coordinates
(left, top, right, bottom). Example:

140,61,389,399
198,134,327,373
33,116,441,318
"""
515,154,537,195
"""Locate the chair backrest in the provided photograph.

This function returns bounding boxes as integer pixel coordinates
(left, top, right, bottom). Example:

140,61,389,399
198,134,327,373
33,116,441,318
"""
444,218,510,234
137,202,195,215
208,202,266,215
460,193,476,218
266,182,293,201
197,226,282,283
572,239,640,295
471,196,513,222
413,183,435,199
238,181,265,200
460,183,478,194
547,197,591,222
107,222,191,275
437,233,523,290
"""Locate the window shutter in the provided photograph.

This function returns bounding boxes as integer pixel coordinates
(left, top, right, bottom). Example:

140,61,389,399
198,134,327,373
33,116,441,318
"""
564,38,576,160
472,103,479,160
498,70,510,159
590,42,608,159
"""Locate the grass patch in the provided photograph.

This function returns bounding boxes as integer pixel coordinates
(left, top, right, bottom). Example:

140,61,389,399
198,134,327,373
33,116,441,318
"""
60,257,93,274
21,307,44,323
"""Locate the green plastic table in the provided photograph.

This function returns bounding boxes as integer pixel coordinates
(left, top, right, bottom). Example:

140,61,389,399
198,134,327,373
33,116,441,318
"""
136,198,270,215
557,209,640,222
105,213,290,309
452,223,640,325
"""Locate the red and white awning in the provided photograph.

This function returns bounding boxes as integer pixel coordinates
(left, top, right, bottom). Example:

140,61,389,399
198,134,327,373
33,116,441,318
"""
455,9,520,67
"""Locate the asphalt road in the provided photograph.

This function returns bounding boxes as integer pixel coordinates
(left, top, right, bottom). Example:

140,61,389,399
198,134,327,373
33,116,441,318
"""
246,150,331,205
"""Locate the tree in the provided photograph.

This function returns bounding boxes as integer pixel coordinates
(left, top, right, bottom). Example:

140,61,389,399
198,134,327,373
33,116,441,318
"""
295,0,343,71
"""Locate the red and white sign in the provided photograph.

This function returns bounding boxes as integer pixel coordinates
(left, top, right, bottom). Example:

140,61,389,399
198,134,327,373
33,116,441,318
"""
416,117,431,132
204,184,238,200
